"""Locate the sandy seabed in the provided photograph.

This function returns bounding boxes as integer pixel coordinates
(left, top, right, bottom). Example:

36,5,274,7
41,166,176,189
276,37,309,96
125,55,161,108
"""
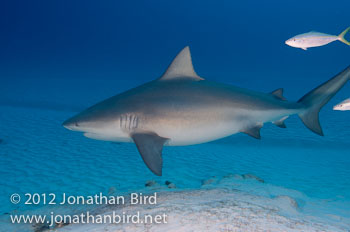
57,187,348,232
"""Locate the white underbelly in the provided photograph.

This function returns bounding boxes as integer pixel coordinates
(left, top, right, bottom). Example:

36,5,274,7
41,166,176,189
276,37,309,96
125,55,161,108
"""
158,121,243,146
83,120,243,146
157,109,296,146
83,109,296,146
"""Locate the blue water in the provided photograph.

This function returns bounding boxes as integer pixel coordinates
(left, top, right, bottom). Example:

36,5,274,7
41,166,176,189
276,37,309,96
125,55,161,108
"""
1,0,350,230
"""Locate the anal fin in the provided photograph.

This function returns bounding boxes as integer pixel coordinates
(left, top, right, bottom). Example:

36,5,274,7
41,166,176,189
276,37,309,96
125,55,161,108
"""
131,132,169,176
273,116,288,128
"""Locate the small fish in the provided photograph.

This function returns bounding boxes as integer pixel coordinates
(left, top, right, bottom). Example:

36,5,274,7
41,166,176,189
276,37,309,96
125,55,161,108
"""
285,27,350,50
333,98,350,111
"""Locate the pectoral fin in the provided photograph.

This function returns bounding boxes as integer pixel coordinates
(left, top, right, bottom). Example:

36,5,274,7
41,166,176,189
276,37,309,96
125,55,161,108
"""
301,47,307,50
240,123,263,139
131,132,168,176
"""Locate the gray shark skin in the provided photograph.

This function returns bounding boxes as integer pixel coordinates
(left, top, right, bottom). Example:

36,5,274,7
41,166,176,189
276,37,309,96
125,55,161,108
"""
63,47,350,176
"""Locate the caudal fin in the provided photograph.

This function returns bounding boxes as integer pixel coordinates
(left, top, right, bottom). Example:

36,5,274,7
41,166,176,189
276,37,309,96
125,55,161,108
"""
338,27,350,45
298,66,350,135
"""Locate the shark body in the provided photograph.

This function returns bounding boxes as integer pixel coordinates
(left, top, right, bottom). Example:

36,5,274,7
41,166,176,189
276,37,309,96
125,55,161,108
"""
63,47,350,176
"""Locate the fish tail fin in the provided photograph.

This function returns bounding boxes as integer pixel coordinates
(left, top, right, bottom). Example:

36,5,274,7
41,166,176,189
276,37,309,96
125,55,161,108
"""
297,66,350,135
338,27,350,45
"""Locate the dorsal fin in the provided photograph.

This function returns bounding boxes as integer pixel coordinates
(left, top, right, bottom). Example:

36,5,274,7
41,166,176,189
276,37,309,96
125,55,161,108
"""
159,46,203,81
270,88,287,101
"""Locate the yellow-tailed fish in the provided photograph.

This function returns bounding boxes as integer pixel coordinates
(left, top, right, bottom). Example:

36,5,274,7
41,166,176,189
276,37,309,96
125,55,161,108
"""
285,27,350,50
333,98,350,111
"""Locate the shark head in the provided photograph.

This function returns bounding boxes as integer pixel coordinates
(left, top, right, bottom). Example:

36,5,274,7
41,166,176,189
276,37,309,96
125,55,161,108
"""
63,108,112,133
62,111,94,132
62,99,129,141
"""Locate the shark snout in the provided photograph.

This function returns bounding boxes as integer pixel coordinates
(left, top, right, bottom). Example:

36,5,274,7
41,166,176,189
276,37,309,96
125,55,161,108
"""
62,117,80,131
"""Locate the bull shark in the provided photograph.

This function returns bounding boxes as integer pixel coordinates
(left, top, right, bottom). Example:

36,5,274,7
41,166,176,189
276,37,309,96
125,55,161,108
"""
63,47,350,176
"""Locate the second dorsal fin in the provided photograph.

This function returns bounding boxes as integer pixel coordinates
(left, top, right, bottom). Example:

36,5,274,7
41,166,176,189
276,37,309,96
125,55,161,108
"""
270,88,287,101
159,46,203,81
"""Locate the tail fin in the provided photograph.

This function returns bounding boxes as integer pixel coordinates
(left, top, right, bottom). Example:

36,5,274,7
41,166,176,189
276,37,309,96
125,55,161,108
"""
298,66,350,135
338,27,350,45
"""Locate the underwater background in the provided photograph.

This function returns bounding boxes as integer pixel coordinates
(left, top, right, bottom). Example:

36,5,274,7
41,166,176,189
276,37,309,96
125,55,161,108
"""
0,0,350,231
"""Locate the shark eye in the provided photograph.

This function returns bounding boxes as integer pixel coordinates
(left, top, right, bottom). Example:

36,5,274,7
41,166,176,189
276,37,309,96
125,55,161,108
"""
75,122,79,127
